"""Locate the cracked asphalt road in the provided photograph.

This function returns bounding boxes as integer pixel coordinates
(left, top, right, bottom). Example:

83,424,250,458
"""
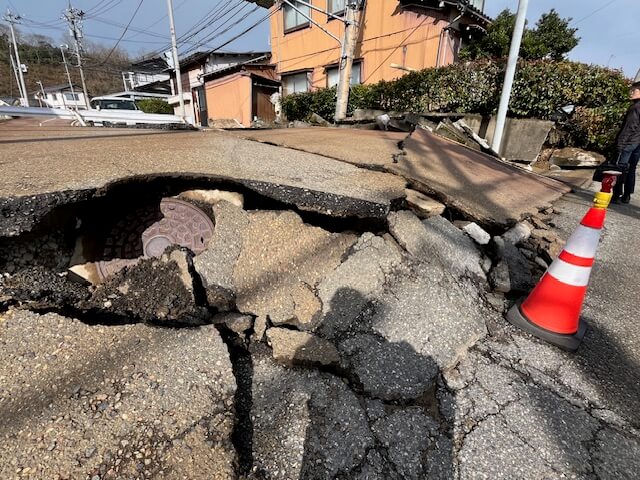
1,117,639,478
443,182,640,479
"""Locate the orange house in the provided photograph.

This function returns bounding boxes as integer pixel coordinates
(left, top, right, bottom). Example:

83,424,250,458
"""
251,0,490,94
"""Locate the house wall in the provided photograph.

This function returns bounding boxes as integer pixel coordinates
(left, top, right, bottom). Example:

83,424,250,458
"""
38,91,87,109
204,73,253,127
270,0,456,90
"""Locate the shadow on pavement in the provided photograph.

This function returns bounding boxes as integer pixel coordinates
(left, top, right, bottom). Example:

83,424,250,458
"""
578,318,640,427
294,288,454,479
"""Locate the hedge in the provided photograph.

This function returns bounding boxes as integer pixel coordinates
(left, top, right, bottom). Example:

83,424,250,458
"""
281,60,631,154
136,98,173,114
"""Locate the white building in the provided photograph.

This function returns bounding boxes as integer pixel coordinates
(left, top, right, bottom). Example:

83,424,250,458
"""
34,84,87,110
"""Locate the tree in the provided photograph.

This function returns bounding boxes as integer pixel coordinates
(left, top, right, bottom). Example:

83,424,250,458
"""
529,9,580,61
460,8,580,61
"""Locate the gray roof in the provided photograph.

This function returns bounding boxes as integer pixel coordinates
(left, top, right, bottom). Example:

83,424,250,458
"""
41,84,82,94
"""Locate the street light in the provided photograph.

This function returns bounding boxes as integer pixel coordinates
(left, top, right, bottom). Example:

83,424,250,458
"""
60,44,78,110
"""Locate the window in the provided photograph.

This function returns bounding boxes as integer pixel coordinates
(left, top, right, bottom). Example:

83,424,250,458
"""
64,92,79,101
282,72,309,95
328,0,346,15
283,1,310,32
326,61,362,88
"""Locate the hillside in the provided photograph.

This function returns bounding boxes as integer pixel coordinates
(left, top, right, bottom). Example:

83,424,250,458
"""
0,28,132,99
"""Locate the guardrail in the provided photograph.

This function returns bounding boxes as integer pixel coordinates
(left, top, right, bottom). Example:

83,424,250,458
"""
0,105,187,127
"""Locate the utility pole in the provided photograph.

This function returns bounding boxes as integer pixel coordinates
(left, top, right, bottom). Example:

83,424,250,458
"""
334,0,363,122
9,45,22,100
167,0,186,120
3,10,29,107
491,0,529,154
63,3,90,108
36,80,45,106
60,44,78,110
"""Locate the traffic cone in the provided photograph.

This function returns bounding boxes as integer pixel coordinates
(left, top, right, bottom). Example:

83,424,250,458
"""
506,171,621,351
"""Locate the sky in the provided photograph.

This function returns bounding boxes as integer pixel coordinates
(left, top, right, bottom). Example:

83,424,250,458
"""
4,0,272,60
486,0,639,78
4,0,639,78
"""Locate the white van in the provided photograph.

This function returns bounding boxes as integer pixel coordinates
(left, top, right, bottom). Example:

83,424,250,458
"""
90,96,139,111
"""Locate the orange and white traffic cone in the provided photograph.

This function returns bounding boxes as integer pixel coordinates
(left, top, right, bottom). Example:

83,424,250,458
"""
506,171,621,351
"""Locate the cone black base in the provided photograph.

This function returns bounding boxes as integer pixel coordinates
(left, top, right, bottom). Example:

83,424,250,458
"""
506,300,587,352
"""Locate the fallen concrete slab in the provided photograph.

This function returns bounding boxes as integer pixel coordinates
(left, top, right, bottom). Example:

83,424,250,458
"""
393,129,570,227
0,310,237,479
0,126,406,236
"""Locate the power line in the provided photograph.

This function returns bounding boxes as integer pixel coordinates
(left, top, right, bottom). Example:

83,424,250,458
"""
573,0,619,25
100,0,145,65
180,4,262,57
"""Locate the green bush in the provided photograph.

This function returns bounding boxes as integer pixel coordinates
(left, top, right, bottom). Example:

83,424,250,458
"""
136,98,173,114
281,59,630,153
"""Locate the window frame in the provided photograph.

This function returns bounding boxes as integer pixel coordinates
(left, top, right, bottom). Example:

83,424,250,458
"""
325,60,362,88
282,70,311,96
326,0,346,19
283,1,311,34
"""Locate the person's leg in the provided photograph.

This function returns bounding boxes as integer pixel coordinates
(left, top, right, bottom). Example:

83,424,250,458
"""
622,144,640,202
614,145,636,200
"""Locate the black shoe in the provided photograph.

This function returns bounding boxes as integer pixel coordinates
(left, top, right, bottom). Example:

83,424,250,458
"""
612,196,621,204
622,194,631,204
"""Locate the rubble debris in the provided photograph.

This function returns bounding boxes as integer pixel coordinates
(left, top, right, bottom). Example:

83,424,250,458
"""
214,312,254,335
291,120,312,128
390,212,486,285
502,221,533,245
194,201,249,311
434,119,483,151
453,119,501,157
489,236,534,294
461,222,491,245
308,112,332,127
404,188,446,218
177,189,244,209
0,267,89,310
352,108,387,121
550,147,606,168
252,315,269,342
83,248,207,324
233,210,356,330
266,327,340,367
207,118,245,129
0,310,237,480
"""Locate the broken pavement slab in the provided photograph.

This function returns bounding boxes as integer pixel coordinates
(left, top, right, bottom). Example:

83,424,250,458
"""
266,327,340,368
393,129,570,227
232,210,357,329
0,128,406,236
0,310,237,480
249,350,440,479
229,127,407,169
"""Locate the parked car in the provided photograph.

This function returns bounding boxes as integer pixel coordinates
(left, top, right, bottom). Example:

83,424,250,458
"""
89,96,139,111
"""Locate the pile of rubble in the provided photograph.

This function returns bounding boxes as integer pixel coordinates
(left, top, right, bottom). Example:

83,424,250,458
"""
0,185,566,478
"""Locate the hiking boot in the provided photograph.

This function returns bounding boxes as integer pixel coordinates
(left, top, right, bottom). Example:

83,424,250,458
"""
622,194,631,204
